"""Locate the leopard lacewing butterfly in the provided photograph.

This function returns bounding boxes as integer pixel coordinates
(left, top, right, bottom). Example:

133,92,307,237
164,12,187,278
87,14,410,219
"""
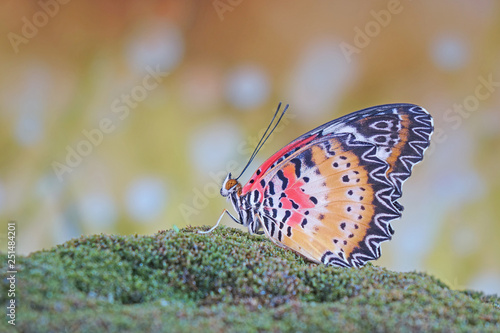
201,103,433,267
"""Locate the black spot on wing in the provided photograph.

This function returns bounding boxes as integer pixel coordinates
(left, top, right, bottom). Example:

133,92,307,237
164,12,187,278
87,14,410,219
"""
276,170,288,190
290,158,302,178
268,181,275,195
252,190,260,202
301,149,315,168
283,210,291,223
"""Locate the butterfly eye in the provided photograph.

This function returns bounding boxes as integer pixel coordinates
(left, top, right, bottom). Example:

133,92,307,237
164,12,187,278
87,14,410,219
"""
225,179,238,190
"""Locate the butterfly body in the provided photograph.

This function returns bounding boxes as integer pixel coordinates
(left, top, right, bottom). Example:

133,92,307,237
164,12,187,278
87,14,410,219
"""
220,103,433,267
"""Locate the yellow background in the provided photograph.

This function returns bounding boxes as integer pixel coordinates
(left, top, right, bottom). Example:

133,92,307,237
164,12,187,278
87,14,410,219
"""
1,1,499,295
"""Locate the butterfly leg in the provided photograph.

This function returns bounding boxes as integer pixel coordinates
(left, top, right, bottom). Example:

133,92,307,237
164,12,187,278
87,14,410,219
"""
198,209,240,234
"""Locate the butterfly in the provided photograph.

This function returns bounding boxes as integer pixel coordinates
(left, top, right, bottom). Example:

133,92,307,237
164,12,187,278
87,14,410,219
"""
201,103,433,268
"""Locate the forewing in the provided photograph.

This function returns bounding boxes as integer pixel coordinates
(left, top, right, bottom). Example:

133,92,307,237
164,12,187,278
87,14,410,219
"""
320,104,433,201
242,103,433,204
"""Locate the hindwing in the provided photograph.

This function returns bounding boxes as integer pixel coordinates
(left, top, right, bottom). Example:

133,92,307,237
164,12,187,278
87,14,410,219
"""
257,133,400,267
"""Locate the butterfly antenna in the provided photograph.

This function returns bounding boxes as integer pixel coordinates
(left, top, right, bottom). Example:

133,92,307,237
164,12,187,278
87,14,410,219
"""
236,103,289,180
245,103,282,163
247,105,288,166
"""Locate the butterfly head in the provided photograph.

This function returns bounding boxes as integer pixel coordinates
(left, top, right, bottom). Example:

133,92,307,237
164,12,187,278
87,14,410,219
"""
221,173,242,197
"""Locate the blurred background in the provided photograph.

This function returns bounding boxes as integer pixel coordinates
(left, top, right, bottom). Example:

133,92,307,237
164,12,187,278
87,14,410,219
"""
1,1,499,295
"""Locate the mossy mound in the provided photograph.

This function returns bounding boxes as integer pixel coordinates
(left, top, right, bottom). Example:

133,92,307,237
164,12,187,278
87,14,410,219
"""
1,226,499,332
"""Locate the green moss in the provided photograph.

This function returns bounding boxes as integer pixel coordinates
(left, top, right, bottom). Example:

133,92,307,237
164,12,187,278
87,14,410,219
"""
1,226,499,332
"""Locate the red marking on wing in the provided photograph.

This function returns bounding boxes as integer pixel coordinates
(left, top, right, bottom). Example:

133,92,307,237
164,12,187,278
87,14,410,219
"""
285,185,314,211
279,165,315,228
287,212,303,228
241,133,319,195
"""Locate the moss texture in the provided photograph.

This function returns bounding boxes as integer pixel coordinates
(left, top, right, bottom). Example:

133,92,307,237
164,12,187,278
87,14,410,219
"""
1,226,499,332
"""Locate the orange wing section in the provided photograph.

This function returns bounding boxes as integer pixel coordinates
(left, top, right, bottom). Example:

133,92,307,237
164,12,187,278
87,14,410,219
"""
257,134,400,267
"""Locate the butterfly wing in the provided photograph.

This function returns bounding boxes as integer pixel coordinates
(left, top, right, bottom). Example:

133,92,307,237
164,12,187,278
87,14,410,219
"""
245,104,433,267
243,104,433,202
317,103,434,202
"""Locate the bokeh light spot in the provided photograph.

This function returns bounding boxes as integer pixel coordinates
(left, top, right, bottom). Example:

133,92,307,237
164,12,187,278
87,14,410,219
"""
14,64,50,146
125,177,168,223
225,64,270,110
189,120,242,175
430,35,469,71
15,113,43,146
286,39,356,121
79,192,118,228
126,21,184,73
